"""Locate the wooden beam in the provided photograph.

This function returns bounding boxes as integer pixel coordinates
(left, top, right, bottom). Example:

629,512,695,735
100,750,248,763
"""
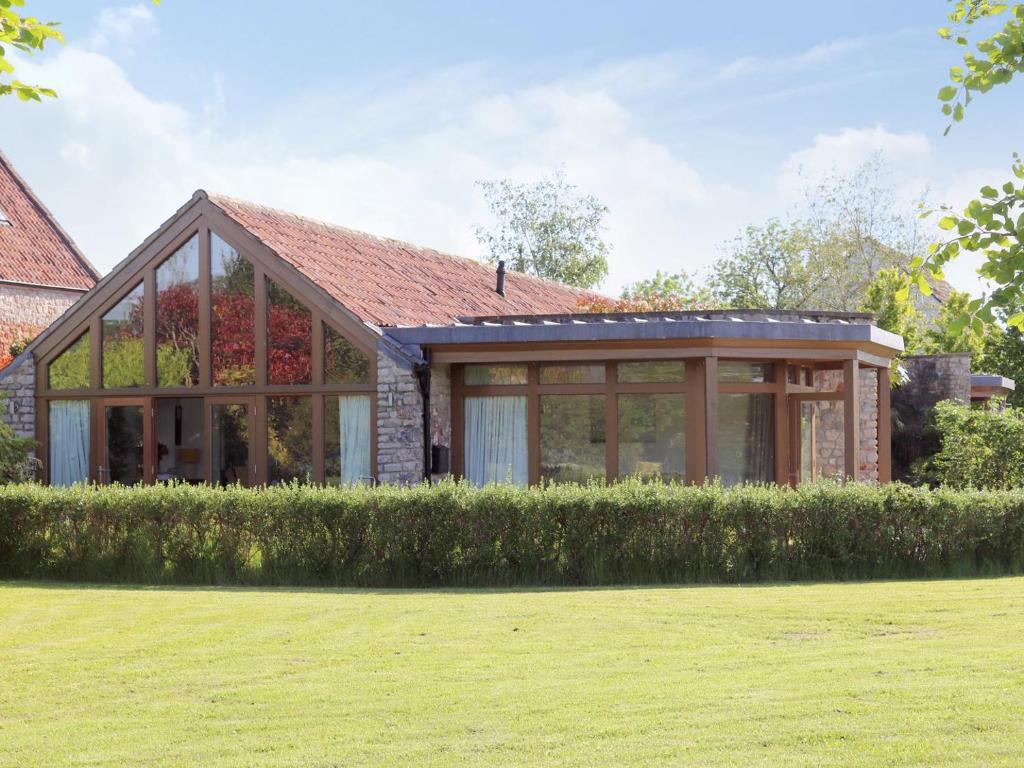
704,357,719,480
843,359,860,480
877,366,891,483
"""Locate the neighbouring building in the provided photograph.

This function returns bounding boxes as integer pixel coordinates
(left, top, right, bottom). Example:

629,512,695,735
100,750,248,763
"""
0,191,902,487
0,151,98,367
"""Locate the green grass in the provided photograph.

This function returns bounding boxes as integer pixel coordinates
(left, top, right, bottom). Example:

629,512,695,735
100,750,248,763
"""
1,579,1023,767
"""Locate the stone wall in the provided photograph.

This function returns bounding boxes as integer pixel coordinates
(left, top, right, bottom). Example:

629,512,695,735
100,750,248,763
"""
429,362,451,481
0,283,81,362
811,368,880,482
375,344,424,485
0,351,36,439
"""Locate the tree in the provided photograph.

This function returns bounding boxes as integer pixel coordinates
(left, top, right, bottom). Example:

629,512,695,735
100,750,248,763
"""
475,170,610,289
976,303,1024,407
0,0,62,101
709,219,824,310
922,288,993,356
918,2,1024,330
620,269,717,306
860,268,924,352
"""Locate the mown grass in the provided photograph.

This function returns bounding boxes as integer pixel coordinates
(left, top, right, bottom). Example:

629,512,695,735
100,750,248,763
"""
1,578,1023,766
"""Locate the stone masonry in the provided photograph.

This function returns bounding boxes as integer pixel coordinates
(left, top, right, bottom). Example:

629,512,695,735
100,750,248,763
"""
0,351,35,439
375,343,425,485
812,368,880,482
0,283,81,361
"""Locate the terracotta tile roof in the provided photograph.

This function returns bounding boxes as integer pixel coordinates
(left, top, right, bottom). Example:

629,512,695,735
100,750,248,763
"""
0,151,99,290
207,193,598,327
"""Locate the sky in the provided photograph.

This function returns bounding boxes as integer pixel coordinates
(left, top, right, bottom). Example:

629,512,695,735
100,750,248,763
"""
2,1,1021,297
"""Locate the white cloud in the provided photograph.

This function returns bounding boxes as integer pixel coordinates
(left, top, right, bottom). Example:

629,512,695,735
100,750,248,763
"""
88,4,158,52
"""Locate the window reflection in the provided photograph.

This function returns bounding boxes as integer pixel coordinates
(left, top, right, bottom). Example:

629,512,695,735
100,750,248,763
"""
325,324,371,385
48,332,90,390
267,279,312,385
267,395,313,484
539,395,605,484
102,282,145,388
464,365,528,385
211,233,256,386
156,234,200,387
618,394,685,482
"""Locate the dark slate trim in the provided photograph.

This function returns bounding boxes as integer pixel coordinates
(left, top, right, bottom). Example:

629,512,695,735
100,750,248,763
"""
971,374,1016,391
385,319,905,352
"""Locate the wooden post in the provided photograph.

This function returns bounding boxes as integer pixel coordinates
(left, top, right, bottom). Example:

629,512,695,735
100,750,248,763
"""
704,356,719,480
843,358,860,480
774,360,789,485
876,365,891,483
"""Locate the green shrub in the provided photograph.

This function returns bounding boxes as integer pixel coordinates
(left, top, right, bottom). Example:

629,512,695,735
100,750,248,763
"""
1,479,1024,586
918,400,1024,489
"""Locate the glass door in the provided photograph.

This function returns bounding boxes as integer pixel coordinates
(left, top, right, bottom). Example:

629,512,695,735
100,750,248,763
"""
99,398,152,485
208,397,256,486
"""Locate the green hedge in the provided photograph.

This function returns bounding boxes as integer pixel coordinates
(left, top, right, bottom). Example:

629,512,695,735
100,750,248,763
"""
1,480,1023,586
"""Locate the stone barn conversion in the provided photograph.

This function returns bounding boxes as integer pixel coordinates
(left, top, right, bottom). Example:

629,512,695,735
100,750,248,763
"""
1,190,904,487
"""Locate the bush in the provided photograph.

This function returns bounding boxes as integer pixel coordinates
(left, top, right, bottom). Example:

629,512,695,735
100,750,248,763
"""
1,479,1023,586
917,400,1024,489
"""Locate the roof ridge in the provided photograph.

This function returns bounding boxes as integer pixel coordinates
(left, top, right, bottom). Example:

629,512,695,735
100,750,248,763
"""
0,149,101,286
205,190,596,297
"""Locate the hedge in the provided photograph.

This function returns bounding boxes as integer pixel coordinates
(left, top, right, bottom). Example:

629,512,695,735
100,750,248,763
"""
1,479,1023,587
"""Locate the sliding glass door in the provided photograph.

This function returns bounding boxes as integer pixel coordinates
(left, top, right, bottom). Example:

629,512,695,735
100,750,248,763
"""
99,399,151,485
209,397,255,486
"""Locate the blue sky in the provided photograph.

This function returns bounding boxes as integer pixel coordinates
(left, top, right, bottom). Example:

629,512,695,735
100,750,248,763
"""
2,1,1021,296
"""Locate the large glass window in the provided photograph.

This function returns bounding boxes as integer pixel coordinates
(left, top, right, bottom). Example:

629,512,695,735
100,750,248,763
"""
719,393,774,485
48,400,89,485
325,324,371,385
211,233,256,386
103,404,144,485
464,365,528,385
464,396,527,485
267,279,312,385
156,234,200,387
719,362,773,382
267,396,313,484
618,394,685,482
539,395,605,484
102,282,145,388
325,395,372,485
48,332,90,390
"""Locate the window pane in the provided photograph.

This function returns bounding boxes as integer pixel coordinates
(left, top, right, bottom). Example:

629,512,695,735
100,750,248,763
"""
618,394,685,482
268,278,312,385
719,362,773,382
155,397,203,482
539,364,605,384
104,405,144,485
156,234,200,387
48,332,90,390
618,361,686,383
325,324,371,385
540,395,605,484
325,395,372,485
267,396,313,484
800,400,845,482
102,281,145,388
464,364,528,385
718,393,774,485
211,232,256,386
49,400,89,485
212,403,249,486
464,396,527,485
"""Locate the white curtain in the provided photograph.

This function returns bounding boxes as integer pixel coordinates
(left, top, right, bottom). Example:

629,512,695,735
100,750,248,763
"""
49,400,90,486
465,396,527,486
338,395,371,484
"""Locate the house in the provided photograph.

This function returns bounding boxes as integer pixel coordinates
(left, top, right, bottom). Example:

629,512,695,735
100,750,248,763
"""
0,190,902,487
0,151,99,368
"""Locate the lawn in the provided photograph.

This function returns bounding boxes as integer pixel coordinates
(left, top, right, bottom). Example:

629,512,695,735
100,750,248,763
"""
1,579,1023,767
